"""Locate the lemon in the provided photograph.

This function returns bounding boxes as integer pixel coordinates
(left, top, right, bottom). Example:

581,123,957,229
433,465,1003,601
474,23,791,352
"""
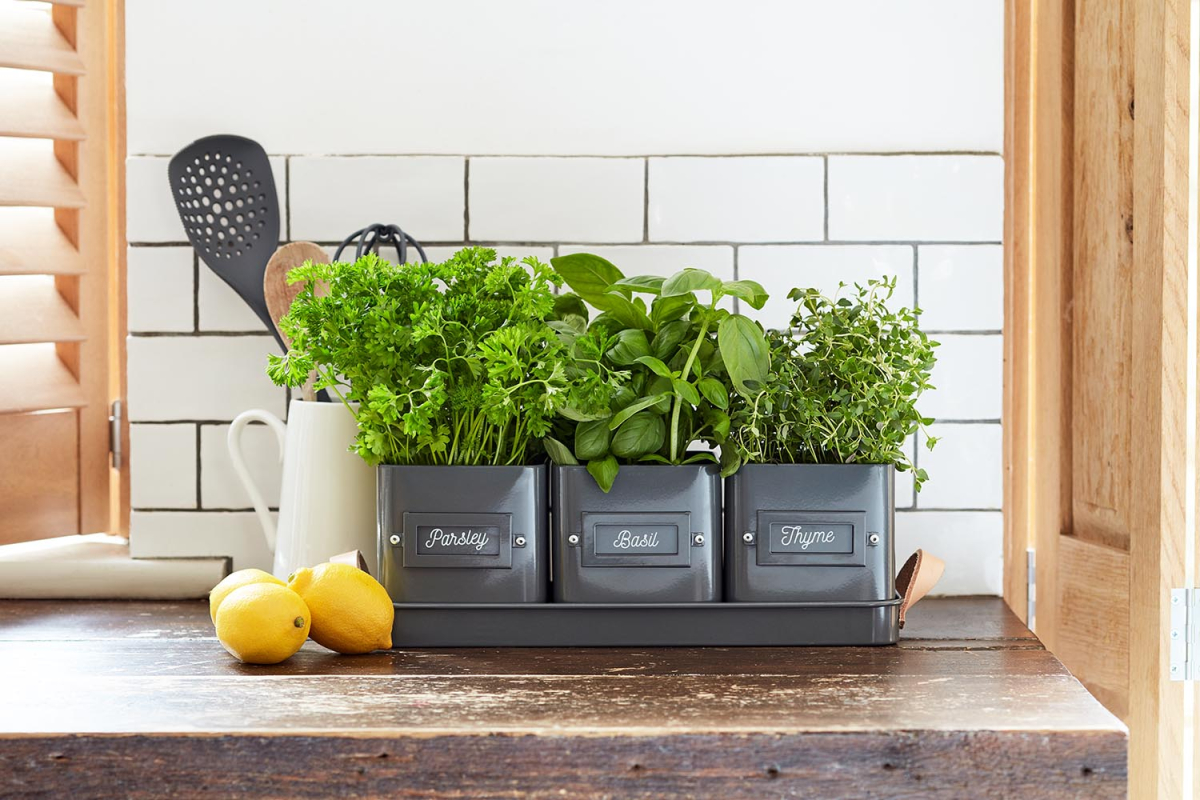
288,563,393,654
209,568,285,624
214,583,311,665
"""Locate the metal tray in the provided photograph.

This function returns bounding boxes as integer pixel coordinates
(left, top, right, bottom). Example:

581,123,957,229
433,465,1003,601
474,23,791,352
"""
390,597,901,647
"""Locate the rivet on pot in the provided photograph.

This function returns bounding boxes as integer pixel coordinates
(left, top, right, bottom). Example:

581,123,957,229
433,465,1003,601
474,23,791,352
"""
742,532,755,544
868,533,881,546
388,534,401,546
514,535,527,547
568,534,580,546
693,534,705,546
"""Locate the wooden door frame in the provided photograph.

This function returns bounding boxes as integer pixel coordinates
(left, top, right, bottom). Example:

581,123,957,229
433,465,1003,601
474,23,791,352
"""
1003,0,1190,796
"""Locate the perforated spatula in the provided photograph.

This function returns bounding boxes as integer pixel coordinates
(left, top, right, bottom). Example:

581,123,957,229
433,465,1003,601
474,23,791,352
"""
167,135,284,351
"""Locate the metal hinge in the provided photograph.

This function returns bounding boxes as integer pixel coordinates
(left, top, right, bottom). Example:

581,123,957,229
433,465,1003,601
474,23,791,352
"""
1170,589,1200,680
1026,547,1036,631
109,400,123,470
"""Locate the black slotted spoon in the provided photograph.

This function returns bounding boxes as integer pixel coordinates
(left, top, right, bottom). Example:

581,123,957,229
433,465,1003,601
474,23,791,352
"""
168,135,284,351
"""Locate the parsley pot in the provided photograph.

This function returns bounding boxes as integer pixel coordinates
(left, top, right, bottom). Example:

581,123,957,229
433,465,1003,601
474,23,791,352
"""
378,463,549,603
724,463,895,603
551,462,722,603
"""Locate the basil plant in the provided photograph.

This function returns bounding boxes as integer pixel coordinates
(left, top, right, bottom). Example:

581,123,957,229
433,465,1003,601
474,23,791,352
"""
543,253,769,492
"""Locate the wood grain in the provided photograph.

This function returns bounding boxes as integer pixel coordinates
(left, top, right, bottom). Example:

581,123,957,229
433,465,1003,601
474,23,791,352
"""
0,275,85,344
0,731,1124,800
0,1,85,74
0,410,78,544
0,598,1126,797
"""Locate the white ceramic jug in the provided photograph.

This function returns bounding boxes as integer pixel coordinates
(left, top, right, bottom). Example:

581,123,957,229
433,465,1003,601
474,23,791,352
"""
228,399,377,579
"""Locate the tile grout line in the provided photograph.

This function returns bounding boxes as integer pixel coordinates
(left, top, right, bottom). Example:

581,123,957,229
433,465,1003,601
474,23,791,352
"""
192,251,200,332
131,150,1005,159
642,158,650,243
284,156,291,242
194,423,203,510
131,239,1005,248
463,158,471,242
822,155,830,241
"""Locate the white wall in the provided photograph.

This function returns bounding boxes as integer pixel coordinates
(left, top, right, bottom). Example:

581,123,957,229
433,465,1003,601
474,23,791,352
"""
124,0,1004,594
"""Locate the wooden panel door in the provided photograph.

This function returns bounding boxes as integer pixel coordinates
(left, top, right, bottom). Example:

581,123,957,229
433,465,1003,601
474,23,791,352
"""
0,0,125,544
1005,0,1190,796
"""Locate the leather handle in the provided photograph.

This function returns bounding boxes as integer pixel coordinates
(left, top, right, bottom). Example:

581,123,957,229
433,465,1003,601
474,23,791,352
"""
896,549,945,628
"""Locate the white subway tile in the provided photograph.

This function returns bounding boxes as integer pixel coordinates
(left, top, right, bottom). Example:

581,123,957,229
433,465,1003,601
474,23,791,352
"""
737,245,914,330
649,157,824,243
918,245,1003,330
128,2,1001,155
201,423,284,510
129,424,196,509
923,335,1003,421
130,510,274,573
828,156,1003,242
197,267,268,332
917,424,1002,509
126,247,194,332
896,511,1003,595
290,156,464,242
127,336,286,422
128,156,286,244
558,245,734,280
469,158,643,243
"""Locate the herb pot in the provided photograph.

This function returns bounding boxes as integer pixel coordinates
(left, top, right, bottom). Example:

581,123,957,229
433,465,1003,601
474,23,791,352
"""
378,464,548,603
552,463,722,603
724,463,894,602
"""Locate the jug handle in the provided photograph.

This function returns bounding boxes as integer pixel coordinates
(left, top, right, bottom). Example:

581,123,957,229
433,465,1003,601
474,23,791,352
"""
227,409,288,553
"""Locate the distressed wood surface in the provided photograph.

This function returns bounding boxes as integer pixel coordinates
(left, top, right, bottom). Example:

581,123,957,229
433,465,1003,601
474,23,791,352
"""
0,597,1126,799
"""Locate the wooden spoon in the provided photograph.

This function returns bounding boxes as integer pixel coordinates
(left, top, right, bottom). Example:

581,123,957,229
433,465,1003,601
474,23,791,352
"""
264,242,329,402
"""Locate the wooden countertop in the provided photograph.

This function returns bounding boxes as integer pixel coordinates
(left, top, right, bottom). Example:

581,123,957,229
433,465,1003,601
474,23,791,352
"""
0,597,1125,799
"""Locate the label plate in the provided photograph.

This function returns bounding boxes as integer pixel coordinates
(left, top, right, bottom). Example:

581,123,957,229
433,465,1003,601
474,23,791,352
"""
594,524,680,556
416,525,502,556
767,522,854,554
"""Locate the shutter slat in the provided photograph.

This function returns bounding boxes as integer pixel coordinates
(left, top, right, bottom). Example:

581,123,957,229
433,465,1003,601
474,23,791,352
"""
0,209,84,275
0,70,85,140
0,344,85,413
0,139,86,208
0,276,86,344
16,1,86,7
0,3,85,75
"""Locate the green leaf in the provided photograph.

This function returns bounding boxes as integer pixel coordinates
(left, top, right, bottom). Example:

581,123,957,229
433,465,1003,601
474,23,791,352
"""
672,378,701,405
717,314,769,398
552,292,589,322
558,404,610,422
550,253,624,303
638,453,672,464
721,279,769,310
697,377,729,409
543,437,579,465
597,291,654,331
611,275,665,295
651,319,690,360
606,329,652,365
719,447,742,478
610,412,666,458
650,293,696,327
662,268,723,298
702,408,730,440
682,451,718,465
635,355,675,378
575,420,611,460
587,455,620,493
608,391,672,430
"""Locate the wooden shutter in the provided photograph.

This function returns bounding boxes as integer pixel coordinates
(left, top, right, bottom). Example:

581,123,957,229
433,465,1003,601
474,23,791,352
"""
0,0,124,545
1005,0,1191,797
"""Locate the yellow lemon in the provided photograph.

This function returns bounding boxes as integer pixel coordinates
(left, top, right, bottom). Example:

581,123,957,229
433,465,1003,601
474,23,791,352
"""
288,563,393,654
214,583,311,665
209,568,285,624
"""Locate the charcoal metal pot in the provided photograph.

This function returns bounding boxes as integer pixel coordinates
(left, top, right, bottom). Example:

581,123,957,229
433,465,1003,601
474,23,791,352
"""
378,464,548,603
552,463,722,603
724,463,895,603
